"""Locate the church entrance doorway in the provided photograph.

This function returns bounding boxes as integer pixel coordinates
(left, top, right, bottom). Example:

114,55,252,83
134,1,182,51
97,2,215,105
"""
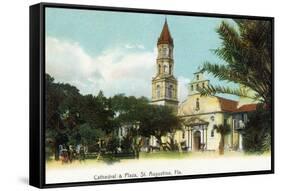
193,131,201,151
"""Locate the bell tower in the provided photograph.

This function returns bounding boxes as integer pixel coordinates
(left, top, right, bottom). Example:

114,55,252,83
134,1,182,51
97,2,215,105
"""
188,70,210,96
151,19,178,109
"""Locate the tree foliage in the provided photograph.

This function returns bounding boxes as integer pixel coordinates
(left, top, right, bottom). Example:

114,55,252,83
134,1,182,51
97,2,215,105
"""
200,20,272,107
199,20,272,154
111,94,181,151
139,105,181,146
242,106,271,153
45,74,115,159
45,74,181,158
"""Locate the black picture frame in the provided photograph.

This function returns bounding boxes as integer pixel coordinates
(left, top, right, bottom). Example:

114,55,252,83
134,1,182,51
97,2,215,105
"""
30,2,274,188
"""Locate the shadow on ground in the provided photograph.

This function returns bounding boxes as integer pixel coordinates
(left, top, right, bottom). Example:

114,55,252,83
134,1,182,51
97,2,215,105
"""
18,177,29,185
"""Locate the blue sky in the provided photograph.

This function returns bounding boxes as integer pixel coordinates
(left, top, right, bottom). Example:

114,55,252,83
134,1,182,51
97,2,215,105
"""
46,7,238,102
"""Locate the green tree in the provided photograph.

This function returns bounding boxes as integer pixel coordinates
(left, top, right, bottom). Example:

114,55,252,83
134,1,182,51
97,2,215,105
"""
199,20,272,154
79,123,105,146
111,94,149,155
213,124,231,155
111,94,149,123
242,106,271,153
200,20,272,107
139,105,181,150
45,74,115,159
45,74,81,160
79,93,115,134
121,134,134,153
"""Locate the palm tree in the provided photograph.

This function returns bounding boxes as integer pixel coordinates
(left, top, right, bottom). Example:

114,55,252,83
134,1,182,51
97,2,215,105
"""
213,124,231,155
200,19,272,107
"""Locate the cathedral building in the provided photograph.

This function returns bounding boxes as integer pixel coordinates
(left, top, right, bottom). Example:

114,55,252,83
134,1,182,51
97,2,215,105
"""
149,19,257,152
176,71,250,151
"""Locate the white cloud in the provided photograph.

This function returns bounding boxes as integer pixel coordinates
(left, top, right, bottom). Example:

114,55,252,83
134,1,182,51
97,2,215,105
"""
46,37,189,102
46,37,156,98
124,43,145,50
136,44,145,49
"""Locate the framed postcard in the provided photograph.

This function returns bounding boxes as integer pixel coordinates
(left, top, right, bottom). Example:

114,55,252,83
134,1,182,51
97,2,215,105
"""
29,2,274,188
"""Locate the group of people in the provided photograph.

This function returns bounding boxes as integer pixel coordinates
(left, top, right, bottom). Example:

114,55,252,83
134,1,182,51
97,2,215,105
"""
59,144,87,164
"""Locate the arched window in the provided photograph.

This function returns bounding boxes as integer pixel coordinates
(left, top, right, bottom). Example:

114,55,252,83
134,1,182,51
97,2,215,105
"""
196,84,199,91
196,74,199,80
163,64,169,73
196,98,200,110
191,85,194,91
158,64,161,74
202,82,205,88
157,85,161,98
168,85,173,98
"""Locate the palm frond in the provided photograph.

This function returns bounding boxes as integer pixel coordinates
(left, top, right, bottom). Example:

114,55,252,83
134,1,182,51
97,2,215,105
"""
202,62,247,84
198,84,260,101
201,20,272,106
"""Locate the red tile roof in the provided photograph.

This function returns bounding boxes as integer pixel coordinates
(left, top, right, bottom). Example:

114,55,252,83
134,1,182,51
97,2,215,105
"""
217,97,238,112
157,19,173,46
236,103,257,112
216,96,257,113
